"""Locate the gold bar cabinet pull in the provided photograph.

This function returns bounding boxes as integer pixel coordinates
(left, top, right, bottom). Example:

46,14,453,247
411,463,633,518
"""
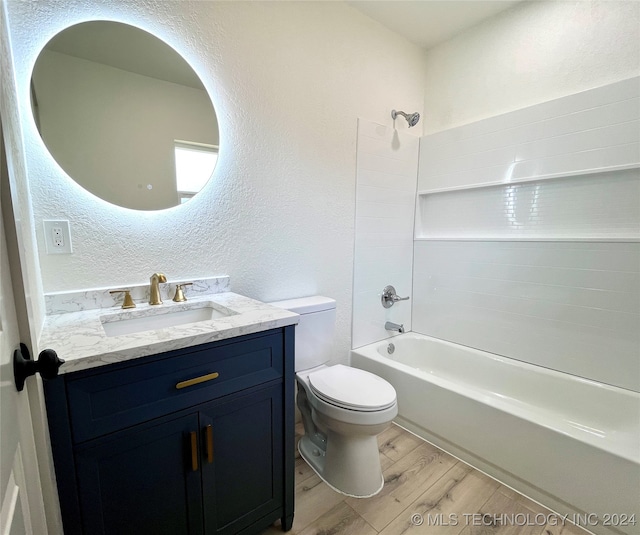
205,425,214,463
175,372,220,390
190,431,198,472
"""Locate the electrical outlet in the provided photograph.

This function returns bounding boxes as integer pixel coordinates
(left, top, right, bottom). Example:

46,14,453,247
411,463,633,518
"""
52,226,64,248
43,220,72,254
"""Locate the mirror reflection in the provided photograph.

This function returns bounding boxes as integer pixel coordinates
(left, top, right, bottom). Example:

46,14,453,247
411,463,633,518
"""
31,21,219,211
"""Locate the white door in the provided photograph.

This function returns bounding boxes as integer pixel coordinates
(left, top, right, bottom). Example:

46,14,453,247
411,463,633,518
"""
0,129,47,533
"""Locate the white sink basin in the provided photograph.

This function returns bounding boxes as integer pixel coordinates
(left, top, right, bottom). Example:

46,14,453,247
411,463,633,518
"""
101,304,234,337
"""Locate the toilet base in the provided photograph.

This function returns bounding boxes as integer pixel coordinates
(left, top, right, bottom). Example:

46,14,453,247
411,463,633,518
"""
298,433,385,498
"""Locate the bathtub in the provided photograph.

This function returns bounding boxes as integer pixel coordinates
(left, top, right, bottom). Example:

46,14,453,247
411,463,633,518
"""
351,333,640,535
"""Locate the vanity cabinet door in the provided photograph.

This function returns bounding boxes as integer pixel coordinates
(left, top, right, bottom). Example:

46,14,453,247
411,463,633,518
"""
74,412,204,535
200,384,283,535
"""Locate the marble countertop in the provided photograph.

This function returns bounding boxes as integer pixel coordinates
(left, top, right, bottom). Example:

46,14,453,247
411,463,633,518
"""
39,292,299,375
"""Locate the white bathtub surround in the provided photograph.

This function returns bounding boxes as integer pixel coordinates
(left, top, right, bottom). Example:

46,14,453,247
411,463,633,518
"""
351,334,640,535
397,76,640,535
39,292,297,375
414,78,640,392
417,77,639,195
413,240,640,392
44,275,230,314
352,120,419,349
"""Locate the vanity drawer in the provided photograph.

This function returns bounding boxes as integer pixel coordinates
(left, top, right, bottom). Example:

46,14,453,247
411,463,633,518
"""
66,331,284,443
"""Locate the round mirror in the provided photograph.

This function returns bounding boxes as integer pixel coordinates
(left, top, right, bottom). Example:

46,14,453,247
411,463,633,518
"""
30,21,219,211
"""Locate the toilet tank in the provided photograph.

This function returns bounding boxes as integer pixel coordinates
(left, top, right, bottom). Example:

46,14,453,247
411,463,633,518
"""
269,296,336,372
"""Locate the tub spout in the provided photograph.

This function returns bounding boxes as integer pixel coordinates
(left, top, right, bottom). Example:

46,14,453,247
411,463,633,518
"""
385,321,404,333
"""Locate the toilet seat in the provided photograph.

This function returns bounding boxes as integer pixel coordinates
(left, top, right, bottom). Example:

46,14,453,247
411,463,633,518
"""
308,365,396,412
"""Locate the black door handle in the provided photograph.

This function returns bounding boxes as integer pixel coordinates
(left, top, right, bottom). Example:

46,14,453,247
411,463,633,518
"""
13,343,64,391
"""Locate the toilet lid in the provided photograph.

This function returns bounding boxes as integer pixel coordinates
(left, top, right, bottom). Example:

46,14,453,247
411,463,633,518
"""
308,365,396,411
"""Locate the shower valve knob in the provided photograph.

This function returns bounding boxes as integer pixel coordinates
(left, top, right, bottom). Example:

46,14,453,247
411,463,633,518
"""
381,285,410,308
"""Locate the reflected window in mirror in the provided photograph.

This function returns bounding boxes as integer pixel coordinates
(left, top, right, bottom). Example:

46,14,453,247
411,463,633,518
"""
175,141,218,204
30,21,220,211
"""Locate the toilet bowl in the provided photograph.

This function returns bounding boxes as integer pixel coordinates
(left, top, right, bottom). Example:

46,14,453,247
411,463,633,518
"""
269,296,397,498
296,364,397,497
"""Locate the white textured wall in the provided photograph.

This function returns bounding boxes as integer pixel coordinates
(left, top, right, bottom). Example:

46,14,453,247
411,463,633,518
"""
352,120,418,349
423,0,640,134
33,50,218,210
4,0,426,365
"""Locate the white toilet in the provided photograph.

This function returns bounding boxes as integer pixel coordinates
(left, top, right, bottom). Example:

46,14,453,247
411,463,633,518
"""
270,296,398,498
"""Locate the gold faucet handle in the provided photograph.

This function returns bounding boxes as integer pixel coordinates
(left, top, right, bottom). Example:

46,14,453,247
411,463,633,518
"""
172,283,193,302
109,289,136,309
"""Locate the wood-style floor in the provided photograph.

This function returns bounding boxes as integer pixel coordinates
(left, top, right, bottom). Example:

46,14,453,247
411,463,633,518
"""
263,423,590,535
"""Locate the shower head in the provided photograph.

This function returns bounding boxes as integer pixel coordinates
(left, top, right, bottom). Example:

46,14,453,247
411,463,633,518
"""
391,109,420,128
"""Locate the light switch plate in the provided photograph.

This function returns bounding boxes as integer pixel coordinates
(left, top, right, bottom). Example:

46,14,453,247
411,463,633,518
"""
43,220,72,254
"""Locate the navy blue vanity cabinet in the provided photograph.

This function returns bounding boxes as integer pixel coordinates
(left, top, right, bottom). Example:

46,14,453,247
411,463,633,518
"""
44,327,295,535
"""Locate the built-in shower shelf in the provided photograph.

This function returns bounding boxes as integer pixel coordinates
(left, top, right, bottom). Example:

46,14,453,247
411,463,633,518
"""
416,162,640,196
414,168,640,242
417,78,639,242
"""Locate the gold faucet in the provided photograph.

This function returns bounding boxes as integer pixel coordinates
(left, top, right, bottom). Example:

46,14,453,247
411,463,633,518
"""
149,273,167,305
